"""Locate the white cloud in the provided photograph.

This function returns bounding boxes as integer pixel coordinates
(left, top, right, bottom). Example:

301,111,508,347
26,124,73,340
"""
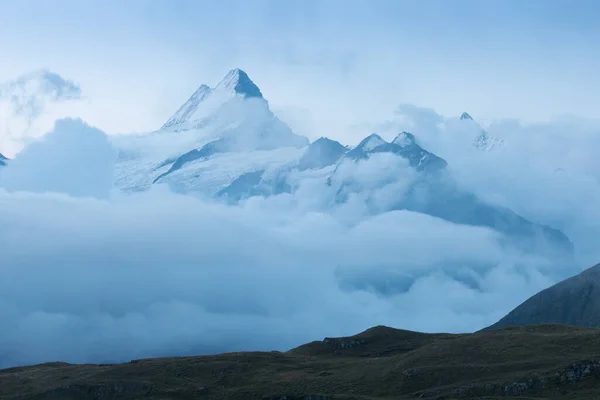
0,183,553,368
0,118,115,199
371,105,600,265
0,117,578,368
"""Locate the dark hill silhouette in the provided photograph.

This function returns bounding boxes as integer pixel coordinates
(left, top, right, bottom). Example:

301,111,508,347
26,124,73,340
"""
485,263,600,330
5,324,600,399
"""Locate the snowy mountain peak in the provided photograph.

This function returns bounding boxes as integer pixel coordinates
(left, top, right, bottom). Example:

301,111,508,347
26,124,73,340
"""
161,69,265,129
194,84,212,96
215,68,262,99
392,131,417,147
0,152,7,166
357,133,387,151
460,112,473,121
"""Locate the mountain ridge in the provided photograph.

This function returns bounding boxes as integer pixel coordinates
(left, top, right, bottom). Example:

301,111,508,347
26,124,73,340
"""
112,68,573,260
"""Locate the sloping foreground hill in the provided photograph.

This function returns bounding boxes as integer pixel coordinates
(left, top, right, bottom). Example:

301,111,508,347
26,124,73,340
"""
485,263,600,330
4,325,600,399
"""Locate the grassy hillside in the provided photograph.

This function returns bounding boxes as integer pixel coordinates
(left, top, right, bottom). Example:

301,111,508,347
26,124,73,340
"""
3,324,600,399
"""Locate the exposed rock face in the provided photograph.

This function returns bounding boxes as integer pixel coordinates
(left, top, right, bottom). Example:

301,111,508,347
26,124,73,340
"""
556,360,600,383
322,337,366,349
448,360,600,398
485,263,600,330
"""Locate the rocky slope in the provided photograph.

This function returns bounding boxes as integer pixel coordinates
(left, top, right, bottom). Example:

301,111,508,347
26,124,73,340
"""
4,324,600,399
485,263,600,330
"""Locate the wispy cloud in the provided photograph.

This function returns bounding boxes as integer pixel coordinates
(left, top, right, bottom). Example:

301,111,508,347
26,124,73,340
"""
0,70,83,157
0,69,81,120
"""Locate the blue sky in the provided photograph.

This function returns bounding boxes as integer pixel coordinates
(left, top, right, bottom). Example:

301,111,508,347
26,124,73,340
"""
1,0,599,138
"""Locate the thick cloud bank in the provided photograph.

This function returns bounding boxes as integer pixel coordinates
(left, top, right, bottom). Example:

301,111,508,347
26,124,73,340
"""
375,106,600,266
0,118,115,199
0,115,598,368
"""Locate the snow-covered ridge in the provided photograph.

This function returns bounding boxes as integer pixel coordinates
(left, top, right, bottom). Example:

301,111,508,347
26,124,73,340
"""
459,111,505,151
357,134,386,151
392,131,416,147
162,68,265,130
162,85,212,129
114,68,309,192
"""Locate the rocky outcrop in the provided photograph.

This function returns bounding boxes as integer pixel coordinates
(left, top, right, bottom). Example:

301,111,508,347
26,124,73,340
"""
448,360,600,397
322,337,366,349
555,360,600,383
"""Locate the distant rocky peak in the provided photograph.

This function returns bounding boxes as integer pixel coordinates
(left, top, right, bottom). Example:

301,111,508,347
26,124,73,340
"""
214,68,263,99
392,131,417,147
297,137,348,171
357,133,386,151
460,112,473,121
311,137,345,148
313,137,330,145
